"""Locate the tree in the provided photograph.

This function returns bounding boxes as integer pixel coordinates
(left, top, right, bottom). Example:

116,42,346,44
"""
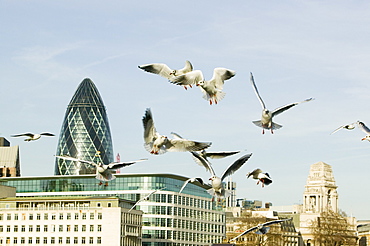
310,210,357,246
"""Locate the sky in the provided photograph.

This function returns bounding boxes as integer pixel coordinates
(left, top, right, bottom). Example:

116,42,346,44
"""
1,0,370,220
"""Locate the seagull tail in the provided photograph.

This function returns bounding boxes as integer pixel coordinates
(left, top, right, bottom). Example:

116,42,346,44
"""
202,91,225,104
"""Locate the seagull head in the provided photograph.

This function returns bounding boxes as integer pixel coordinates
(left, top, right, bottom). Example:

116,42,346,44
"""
197,80,205,87
169,70,177,76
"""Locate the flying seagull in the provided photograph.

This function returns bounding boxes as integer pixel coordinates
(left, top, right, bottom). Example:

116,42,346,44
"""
331,121,370,141
142,108,211,155
179,177,204,193
250,72,314,134
192,152,252,200
246,168,273,187
171,68,236,105
230,218,292,241
128,187,166,212
11,132,55,141
138,60,194,89
55,155,147,186
171,132,240,167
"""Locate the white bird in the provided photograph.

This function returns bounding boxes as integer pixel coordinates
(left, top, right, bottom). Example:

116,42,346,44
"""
330,122,358,135
11,132,55,141
171,68,236,105
142,108,212,155
55,155,147,186
250,72,314,134
138,61,194,89
179,177,204,194
192,152,252,200
331,121,370,141
230,218,292,241
246,168,273,187
128,187,166,212
171,132,240,167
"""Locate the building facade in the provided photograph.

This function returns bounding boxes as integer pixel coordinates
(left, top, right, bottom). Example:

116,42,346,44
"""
0,196,142,245
0,138,20,177
0,173,226,246
55,78,114,176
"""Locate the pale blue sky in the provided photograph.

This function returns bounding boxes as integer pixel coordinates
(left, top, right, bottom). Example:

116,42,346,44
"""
1,1,370,219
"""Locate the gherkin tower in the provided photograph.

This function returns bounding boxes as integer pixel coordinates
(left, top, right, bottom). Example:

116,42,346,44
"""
55,78,114,175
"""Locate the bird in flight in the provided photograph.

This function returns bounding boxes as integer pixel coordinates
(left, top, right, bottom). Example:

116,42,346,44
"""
11,132,55,141
250,72,314,134
246,168,273,187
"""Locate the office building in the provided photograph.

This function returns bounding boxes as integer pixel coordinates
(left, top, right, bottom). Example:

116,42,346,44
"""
0,138,20,177
0,173,226,246
55,78,114,176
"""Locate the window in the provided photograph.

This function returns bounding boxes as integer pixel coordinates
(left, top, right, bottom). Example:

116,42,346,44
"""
89,237,94,244
43,237,47,244
0,214,2,220
74,225,78,232
28,237,32,244
7,214,11,220
36,213,41,220
13,237,18,244
21,225,25,232
82,225,86,232
97,237,102,244
0,226,2,232
44,225,48,232
21,237,25,244
52,214,56,220
67,213,71,220
59,225,63,232
36,237,40,244
6,225,10,232
58,237,62,244
74,237,78,244
36,225,41,232
90,213,94,220
97,203,101,207
90,225,94,232
29,225,33,232
59,213,63,220
29,214,33,220
98,213,102,219
82,213,86,220
51,237,55,244
108,202,112,207
75,213,79,220
14,225,18,232
66,237,70,244
67,225,71,232
44,213,48,220
14,214,18,220
97,225,102,232
81,237,86,244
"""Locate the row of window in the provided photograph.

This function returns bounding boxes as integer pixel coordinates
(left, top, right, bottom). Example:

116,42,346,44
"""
0,224,102,233
0,236,102,244
0,212,102,221
142,230,223,243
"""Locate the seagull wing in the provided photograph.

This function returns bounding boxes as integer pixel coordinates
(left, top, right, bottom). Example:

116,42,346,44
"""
170,132,184,139
263,218,292,226
211,68,236,90
250,72,266,109
247,168,262,179
170,70,203,86
357,121,370,134
138,63,172,79
166,138,211,152
330,122,357,134
204,150,240,159
40,133,55,136
191,151,216,176
179,179,191,193
221,153,253,181
142,108,158,145
272,98,314,117
55,155,97,167
107,159,147,169
230,225,259,241
11,133,34,137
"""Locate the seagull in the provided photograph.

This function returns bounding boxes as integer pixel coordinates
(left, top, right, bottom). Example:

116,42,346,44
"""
142,108,211,155
230,218,292,241
128,187,166,212
331,121,370,141
55,155,147,186
171,132,240,167
171,68,236,105
179,177,204,193
138,61,194,89
11,132,55,141
192,152,252,200
246,168,273,187
250,72,314,134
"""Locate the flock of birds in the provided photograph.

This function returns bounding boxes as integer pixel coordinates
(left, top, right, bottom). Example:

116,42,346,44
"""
8,60,370,240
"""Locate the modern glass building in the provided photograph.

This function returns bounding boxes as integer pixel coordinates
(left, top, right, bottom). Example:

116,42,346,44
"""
0,173,226,246
55,78,114,175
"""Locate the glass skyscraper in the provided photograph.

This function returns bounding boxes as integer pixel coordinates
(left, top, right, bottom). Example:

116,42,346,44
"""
55,78,114,175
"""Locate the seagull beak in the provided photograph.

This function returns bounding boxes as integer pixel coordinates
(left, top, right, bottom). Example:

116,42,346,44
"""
361,138,366,141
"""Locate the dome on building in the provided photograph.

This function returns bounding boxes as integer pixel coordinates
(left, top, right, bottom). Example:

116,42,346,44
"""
55,78,114,175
